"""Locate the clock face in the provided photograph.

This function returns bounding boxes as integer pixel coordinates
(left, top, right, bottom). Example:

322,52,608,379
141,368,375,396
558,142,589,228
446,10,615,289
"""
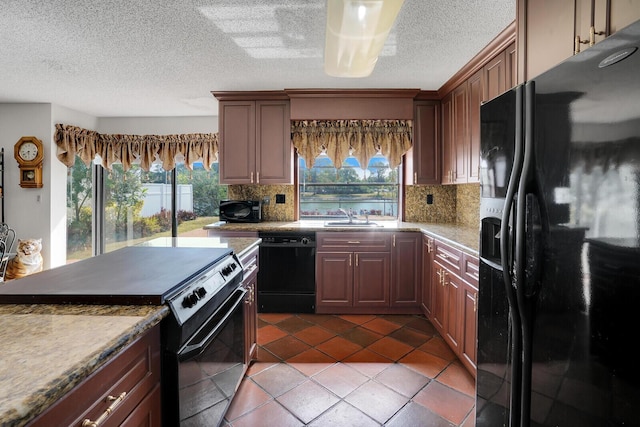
19,141,39,161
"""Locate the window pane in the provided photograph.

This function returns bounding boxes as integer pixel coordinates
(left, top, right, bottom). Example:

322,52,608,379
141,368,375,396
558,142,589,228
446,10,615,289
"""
66,155,93,263
299,153,399,220
175,162,227,237
104,163,167,252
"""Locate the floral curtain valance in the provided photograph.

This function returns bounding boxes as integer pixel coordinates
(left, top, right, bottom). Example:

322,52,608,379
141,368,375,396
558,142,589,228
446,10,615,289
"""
54,124,219,172
291,119,413,169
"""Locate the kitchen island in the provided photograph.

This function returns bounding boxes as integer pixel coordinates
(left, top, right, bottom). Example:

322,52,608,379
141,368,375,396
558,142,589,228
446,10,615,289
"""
0,236,261,427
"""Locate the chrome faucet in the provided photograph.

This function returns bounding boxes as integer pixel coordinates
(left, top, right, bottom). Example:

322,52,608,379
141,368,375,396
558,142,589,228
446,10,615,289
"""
338,208,355,223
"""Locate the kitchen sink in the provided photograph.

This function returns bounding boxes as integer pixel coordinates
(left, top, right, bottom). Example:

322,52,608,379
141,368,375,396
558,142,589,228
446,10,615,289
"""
323,220,382,227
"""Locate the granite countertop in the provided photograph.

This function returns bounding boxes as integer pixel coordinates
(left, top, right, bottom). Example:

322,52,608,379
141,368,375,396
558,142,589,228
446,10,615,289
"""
0,304,169,427
0,237,262,427
204,221,479,256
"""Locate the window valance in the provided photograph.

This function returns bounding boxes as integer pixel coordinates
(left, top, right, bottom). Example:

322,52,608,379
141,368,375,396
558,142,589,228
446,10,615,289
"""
291,119,412,169
54,124,219,172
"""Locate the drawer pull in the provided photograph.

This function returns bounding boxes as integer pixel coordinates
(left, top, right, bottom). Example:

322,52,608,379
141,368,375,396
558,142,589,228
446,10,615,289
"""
82,392,127,427
347,241,361,244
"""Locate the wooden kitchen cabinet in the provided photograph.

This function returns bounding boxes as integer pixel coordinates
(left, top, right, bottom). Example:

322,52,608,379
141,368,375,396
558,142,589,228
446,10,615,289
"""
427,238,479,376
441,40,516,185
217,99,292,185
240,245,259,365
390,232,422,307
441,92,454,185
460,253,479,376
406,101,440,185
467,69,482,183
354,251,391,307
421,234,434,317
28,324,162,427
442,78,473,184
517,0,640,81
316,232,400,313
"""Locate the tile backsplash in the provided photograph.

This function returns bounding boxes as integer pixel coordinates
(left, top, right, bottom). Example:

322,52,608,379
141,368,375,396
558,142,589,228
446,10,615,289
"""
404,183,479,227
229,182,480,226
228,185,295,222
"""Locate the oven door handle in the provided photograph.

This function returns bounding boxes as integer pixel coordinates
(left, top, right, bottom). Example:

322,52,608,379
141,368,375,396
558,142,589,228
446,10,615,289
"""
178,286,247,361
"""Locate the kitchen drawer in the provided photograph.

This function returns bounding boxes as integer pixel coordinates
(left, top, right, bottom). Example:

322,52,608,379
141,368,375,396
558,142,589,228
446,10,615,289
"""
317,232,392,252
433,239,462,273
462,253,479,286
28,324,161,427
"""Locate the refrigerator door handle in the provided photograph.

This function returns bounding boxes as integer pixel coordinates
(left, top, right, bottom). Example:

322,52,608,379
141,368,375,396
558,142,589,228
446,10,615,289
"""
513,80,537,427
500,84,526,427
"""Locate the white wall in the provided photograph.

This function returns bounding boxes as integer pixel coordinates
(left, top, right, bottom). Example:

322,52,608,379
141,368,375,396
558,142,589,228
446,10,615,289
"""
0,104,56,268
97,116,217,134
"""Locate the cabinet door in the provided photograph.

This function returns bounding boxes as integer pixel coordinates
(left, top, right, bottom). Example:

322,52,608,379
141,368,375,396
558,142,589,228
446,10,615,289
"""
484,51,506,102
409,102,440,185
520,0,575,79
431,264,446,334
219,101,256,184
467,70,482,184
443,269,462,354
421,235,434,317
354,252,390,307
316,252,353,308
452,83,468,183
255,100,292,184
609,0,640,34
505,42,517,91
460,280,478,376
441,93,454,184
391,233,421,307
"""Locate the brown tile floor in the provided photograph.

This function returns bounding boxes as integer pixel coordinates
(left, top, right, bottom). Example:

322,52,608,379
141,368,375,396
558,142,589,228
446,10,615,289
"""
224,313,476,426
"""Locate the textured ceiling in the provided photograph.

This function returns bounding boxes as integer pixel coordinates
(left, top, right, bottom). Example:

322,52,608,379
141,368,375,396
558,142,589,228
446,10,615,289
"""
0,0,515,117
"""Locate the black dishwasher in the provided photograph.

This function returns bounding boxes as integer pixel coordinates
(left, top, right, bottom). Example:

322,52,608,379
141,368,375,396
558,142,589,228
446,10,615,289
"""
257,231,316,313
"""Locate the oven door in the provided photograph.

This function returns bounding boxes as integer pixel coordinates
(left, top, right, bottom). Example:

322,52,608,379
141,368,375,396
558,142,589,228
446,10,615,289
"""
164,286,246,427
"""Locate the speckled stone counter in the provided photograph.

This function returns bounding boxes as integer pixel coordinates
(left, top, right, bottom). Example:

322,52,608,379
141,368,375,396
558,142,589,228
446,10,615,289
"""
0,304,169,427
0,236,262,427
204,221,479,256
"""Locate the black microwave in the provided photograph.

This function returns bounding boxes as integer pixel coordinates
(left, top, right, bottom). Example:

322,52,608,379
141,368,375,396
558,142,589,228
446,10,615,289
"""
219,200,262,223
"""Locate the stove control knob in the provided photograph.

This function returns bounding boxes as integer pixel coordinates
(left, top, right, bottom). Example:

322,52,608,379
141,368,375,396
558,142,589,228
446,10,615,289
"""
196,287,207,298
301,237,311,245
182,293,197,308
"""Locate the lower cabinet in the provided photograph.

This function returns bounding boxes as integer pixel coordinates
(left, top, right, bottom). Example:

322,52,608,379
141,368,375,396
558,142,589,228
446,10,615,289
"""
28,324,162,427
390,232,422,306
422,235,479,377
421,235,434,317
316,248,391,311
240,245,259,365
316,232,420,314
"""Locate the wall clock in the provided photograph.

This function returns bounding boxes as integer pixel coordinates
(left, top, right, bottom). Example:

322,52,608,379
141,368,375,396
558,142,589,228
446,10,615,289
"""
14,136,44,188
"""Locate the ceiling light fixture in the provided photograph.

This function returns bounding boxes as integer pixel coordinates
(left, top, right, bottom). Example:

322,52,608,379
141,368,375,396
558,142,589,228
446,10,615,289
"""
324,0,405,78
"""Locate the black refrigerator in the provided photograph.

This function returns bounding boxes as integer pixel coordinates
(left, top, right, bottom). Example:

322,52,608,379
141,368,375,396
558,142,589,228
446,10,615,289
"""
477,19,640,427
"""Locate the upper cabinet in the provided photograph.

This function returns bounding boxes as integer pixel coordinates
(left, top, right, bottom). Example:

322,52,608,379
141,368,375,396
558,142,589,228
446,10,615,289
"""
214,93,293,185
406,99,440,185
517,0,640,81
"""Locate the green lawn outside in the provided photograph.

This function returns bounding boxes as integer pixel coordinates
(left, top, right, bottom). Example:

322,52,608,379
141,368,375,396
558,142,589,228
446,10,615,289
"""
67,216,217,262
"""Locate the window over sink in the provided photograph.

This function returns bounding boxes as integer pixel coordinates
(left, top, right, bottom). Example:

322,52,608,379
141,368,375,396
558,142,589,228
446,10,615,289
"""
299,153,399,221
